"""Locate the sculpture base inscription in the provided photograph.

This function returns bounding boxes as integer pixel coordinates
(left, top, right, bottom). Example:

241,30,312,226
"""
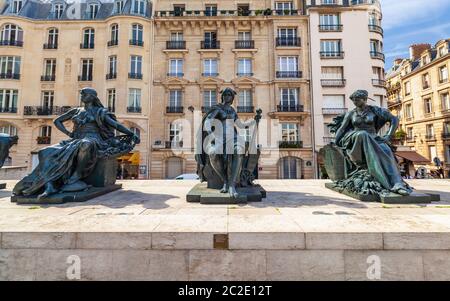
187,183,266,204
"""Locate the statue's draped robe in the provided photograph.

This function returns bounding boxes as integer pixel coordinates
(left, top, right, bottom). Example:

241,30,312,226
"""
14,107,126,196
338,106,404,191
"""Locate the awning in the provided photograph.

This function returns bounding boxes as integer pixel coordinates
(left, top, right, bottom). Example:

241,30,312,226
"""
395,151,430,163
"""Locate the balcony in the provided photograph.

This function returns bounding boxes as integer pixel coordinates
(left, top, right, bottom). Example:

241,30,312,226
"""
323,137,336,144
388,98,402,108
0,40,23,47
37,136,51,145
236,72,254,77
201,41,220,49
107,40,118,47
319,0,341,5
127,106,142,113
165,140,183,149
167,72,184,77
322,108,348,115
368,24,383,35
372,79,386,87
78,75,92,81
155,9,300,18
80,43,94,49
235,40,255,49
40,75,56,82
23,106,73,116
276,37,301,47
318,25,343,32
279,141,303,149
166,40,186,49
237,106,254,113
425,134,436,141
442,133,450,139
166,106,184,114
43,43,58,49
276,71,302,78
128,73,143,80
370,51,385,61
129,39,144,47
320,51,344,59
0,107,17,113
321,79,346,87
106,73,117,80
277,105,304,112
0,73,20,80
202,72,219,77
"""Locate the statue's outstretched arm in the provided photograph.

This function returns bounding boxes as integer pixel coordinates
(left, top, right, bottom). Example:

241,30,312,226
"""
103,115,139,143
54,108,78,137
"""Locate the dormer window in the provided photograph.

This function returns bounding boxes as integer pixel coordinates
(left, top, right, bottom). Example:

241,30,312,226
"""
53,3,64,19
114,0,124,13
11,0,23,14
132,0,146,15
87,3,99,19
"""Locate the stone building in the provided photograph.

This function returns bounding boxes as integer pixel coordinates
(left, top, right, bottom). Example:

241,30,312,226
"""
0,0,385,180
386,40,450,177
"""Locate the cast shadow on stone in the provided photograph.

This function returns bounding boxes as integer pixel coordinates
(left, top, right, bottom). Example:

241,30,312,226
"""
0,189,12,199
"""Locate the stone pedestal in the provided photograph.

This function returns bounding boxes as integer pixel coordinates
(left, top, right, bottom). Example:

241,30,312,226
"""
187,182,266,204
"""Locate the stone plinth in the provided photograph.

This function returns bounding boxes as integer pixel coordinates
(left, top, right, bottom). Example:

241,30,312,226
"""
186,182,266,204
1,179,450,280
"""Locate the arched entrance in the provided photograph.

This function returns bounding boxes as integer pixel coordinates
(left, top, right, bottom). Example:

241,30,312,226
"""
166,157,183,179
279,156,303,179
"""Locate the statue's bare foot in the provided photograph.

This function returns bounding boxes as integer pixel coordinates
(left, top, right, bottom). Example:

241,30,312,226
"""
391,183,412,196
220,184,228,193
38,182,58,200
229,186,239,199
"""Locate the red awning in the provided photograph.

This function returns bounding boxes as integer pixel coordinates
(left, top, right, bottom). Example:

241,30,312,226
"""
395,151,430,163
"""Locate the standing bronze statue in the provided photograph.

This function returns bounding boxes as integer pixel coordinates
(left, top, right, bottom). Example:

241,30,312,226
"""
323,90,426,202
189,88,265,203
12,88,139,203
0,133,18,189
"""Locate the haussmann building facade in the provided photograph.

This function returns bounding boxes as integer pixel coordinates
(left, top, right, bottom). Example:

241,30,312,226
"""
0,0,385,180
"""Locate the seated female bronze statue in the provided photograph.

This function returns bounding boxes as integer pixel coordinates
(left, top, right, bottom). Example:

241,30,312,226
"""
330,90,412,196
13,88,140,199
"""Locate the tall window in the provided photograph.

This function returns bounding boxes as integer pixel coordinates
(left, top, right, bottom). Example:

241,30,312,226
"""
87,3,99,19
0,24,23,45
169,90,182,107
281,157,300,179
205,4,217,16
114,0,124,13
319,14,340,27
169,123,182,144
439,65,448,83
277,28,298,46
203,90,217,107
441,93,450,110
203,31,217,48
80,59,93,80
426,124,435,137
239,90,253,107
280,88,298,107
43,59,56,78
237,59,252,76
405,103,413,119
407,127,413,140
41,91,54,108
281,123,299,142
11,0,23,13
107,89,116,112
82,28,95,48
130,55,142,78
108,55,117,77
424,98,433,114
131,24,143,45
169,59,183,77
128,88,141,109
0,89,18,112
47,28,58,47
40,126,52,138
203,59,218,76
0,124,17,136
404,81,411,96
0,56,21,77
170,32,183,41
238,31,251,41
275,1,293,14
278,56,298,72
320,40,342,57
132,0,146,15
322,67,343,80
53,3,64,18
323,95,345,109
110,24,119,43
422,73,431,89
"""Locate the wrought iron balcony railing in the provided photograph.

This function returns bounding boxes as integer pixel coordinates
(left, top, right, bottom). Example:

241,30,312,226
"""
167,72,184,77
41,75,56,82
166,106,184,113
107,40,118,47
370,51,385,61
0,73,20,80
276,37,301,47
106,73,117,80
279,140,303,149
442,133,450,139
129,39,144,46
276,71,302,78
43,43,58,49
201,40,220,49
202,72,219,77
318,24,343,31
155,9,301,17
235,40,254,49
372,79,386,87
425,134,436,141
23,106,73,116
78,75,92,81
80,42,94,49
277,105,304,112
37,136,51,145
320,51,344,58
236,72,254,77
128,73,143,79
166,40,186,49
127,106,142,113
368,24,383,35
0,40,23,47
321,79,346,87
165,140,183,149
0,107,17,113
237,106,254,113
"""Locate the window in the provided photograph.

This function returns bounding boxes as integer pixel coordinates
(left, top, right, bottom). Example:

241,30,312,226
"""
319,14,341,30
173,4,185,16
426,124,435,137
320,40,342,57
205,4,217,16
114,0,124,13
404,81,411,96
203,90,217,107
128,88,141,108
130,55,142,76
130,127,140,144
87,3,99,19
43,59,56,78
204,31,217,48
424,98,433,114
422,73,431,89
322,67,343,79
108,55,117,76
405,103,413,119
1,24,23,44
0,56,21,77
277,28,298,46
82,28,95,48
237,4,250,16
281,123,298,142
203,59,218,76
80,59,93,80
53,3,64,19
237,59,252,76
169,59,183,76
132,0,146,15
323,95,345,109
370,40,383,53
40,126,52,138
239,90,253,107
278,56,298,72
280,88,298,106
41,91,54,108
280,157,300,179
169,123,182,144
0,89,18,112
170,32,183,41
368,13,379,26
169,90,182,107
406,127,413,140
0,124,17,136
441,93,450,110
107,89,116,112
131,24,143,45
11,0,23,13
439,46,447,57
238,31,251,41
275,1,293,14
429,145,437,161
444,122,450,135
110,24,119,43
439,65,448,83
47,28,58,47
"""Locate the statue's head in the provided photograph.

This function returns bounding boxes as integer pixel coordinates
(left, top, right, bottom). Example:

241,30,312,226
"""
350,90,369,108
80,88,104,108
220,88,237,105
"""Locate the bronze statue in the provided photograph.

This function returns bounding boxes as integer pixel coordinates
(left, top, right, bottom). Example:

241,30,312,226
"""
324,90,412,199
192,88,264,202
0,134,18,168
12,88,139,201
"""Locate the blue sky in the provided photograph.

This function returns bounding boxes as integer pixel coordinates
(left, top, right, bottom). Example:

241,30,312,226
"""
382,0,450,69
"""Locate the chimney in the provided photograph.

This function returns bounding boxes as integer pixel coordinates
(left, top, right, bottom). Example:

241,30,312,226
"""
409,43,431,60
394,58,403,65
